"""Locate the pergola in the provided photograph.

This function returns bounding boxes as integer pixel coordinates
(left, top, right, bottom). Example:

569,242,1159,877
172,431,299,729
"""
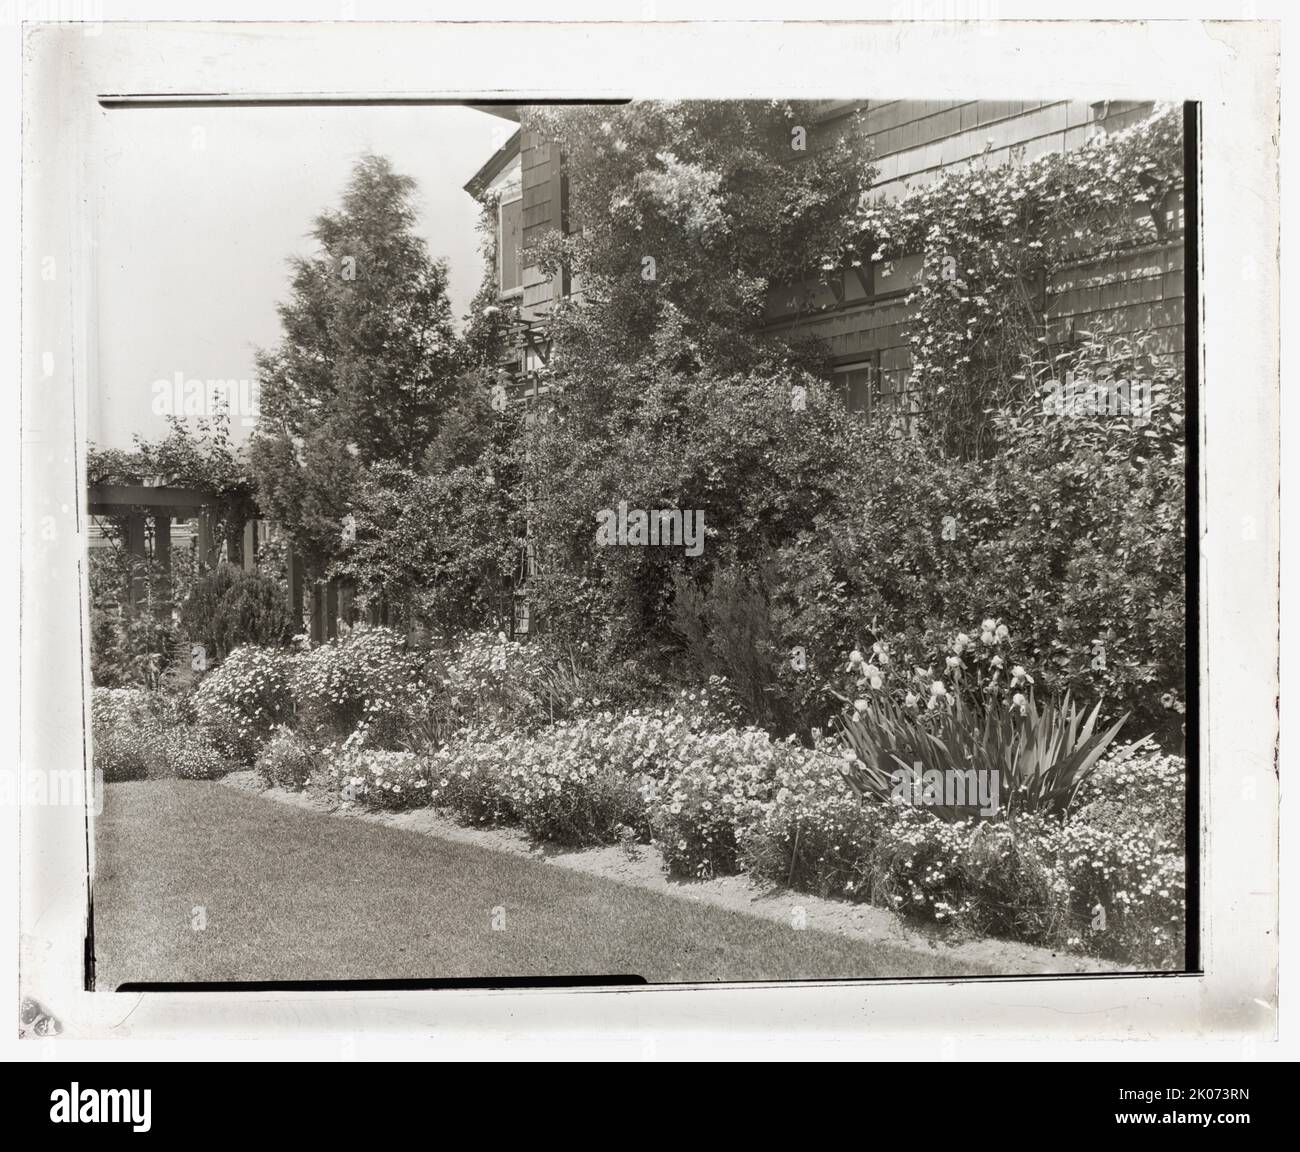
87,482,264,620
87,482,383,643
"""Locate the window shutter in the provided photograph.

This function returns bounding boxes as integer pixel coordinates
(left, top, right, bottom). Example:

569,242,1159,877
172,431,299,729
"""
499,197,524,293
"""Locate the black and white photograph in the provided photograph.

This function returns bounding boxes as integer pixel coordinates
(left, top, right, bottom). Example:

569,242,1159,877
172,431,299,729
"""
9,10,1284,1077
78,92,1195,988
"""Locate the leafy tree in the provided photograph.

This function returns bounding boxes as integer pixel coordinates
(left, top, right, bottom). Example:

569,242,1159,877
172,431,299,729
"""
250,154,461,576
330,387,527,635
489,102,876,659
526,101,874,383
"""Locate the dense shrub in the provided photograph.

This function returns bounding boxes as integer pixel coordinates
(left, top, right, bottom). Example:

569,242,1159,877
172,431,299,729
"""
211,570,296,654
670,568,792,733
648,728,833,878
181,565,295,659
330,398,525,635
179,565,240,656
525,368,869,667
769,356,1185,744
193,645,298,763
424,717,655,845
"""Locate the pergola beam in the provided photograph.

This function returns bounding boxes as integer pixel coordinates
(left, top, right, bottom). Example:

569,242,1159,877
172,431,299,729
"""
87,483,211,513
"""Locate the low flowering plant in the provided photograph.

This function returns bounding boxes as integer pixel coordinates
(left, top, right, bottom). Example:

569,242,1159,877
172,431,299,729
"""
254,725,316,791
295,626,425,745
648,728,836,879
323,733,435,812
830,620,1128,821
193,644,298,763
93,687,228,781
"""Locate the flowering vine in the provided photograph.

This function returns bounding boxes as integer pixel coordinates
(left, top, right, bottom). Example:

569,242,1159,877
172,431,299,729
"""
834,104,1184,456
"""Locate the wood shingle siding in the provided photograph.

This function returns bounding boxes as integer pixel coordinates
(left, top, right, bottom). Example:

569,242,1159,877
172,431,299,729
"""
517,129,567,318
766,99,1183,384
811,99,1160,204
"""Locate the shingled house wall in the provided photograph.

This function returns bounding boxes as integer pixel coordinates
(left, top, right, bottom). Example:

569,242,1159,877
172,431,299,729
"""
761,100,1184,408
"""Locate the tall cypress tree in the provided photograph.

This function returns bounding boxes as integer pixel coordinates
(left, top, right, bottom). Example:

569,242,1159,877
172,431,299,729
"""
250,154,460,576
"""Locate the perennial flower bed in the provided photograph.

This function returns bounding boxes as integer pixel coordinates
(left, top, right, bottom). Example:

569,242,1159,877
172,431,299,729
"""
92,624,1188,969
316,701,1183,967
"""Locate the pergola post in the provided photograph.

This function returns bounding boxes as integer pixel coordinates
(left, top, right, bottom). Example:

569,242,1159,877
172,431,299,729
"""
310,581,325,644
196,512,213,572
242,520,257,572
153,514,172,620
286,545,305,633
125,512,147,612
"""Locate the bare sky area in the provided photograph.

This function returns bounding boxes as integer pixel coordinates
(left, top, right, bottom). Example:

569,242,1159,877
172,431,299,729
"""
92,103,514,450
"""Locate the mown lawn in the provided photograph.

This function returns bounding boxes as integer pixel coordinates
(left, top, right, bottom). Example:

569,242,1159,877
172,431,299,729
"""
93,780,978,987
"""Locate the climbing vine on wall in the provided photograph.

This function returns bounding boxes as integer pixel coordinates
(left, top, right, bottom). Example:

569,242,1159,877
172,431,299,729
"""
838,103,1184,457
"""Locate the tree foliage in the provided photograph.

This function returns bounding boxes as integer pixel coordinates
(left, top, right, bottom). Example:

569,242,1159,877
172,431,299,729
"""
250,154,462,575
525,100,876,382
329,384,527,635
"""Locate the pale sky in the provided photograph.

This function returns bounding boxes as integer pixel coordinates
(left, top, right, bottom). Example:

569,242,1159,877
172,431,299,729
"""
92,103,514,450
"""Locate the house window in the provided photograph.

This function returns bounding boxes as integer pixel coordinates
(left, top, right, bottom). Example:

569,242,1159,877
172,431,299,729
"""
498,194,524,296
1162,187,1185,235
832,359,878,416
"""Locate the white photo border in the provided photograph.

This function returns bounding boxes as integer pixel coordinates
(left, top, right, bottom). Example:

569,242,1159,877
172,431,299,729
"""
17,16,1279,1046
